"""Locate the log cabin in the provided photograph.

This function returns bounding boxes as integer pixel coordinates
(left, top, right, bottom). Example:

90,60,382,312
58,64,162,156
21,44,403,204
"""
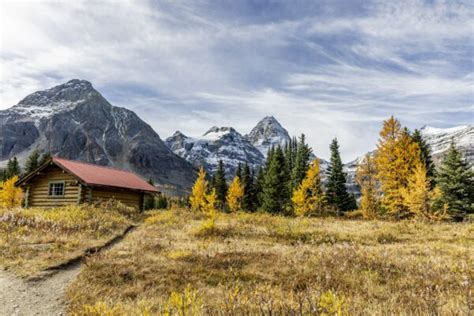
16,157,158,210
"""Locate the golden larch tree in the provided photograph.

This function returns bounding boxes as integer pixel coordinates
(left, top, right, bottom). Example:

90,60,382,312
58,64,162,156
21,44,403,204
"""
292,159,324,216
355,154,380,219
227,176,244,212
374,117,421,218
189,167,208,212
0,176,23,208
401,163,446,220
202,188,218,220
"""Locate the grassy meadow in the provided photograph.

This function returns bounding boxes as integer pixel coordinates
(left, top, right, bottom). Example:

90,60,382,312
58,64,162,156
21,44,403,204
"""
68,209,473,315
0,201,139,277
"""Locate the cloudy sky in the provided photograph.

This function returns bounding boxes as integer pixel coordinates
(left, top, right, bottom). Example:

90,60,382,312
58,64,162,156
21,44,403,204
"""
1,0,473,160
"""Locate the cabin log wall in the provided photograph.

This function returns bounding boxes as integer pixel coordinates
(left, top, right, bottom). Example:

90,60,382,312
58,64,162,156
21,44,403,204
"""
27,165,80,208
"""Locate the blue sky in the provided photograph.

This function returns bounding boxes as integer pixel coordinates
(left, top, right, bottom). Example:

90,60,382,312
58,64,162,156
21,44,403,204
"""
1,0,473,160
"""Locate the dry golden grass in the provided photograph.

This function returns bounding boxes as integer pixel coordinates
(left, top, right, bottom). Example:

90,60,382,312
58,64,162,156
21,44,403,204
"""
68,209,473,315
0,201,139,277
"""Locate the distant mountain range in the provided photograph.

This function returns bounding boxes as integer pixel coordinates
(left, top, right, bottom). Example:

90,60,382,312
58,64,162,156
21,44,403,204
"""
1,79,472,195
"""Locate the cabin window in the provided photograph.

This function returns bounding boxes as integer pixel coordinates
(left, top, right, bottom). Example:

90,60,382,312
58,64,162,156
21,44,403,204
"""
49,182,65,197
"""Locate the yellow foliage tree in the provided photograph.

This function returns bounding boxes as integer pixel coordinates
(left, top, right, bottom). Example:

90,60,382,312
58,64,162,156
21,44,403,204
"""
0,176,23,208
401,163,447,220
374,117,421,218
202,188,218,219
226,176,244,212
292,159,324,216
355,154,380,219
189,167,208,212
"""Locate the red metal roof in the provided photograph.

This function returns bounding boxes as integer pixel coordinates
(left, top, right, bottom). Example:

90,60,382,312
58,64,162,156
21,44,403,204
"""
53,157,158,193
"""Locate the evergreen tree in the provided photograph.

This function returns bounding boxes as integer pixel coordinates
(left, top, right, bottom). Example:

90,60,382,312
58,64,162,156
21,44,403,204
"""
235,163,242,179
292,159,324,216
213,160,228,208
291,134,312,190
356,154,380,219
375,117,421,218
325,138,353,214
253,167,265,209
39,152,52,165
241,164,255,211
261,146,290,213
6,157,21,180
436,143,474,220
412,129,436,187
24,150,40,175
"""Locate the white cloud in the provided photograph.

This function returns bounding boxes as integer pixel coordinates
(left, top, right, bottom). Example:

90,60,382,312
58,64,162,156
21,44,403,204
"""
0,0,472,160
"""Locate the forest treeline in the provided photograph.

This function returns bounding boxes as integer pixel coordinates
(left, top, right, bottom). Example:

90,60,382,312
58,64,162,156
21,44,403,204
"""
189,116,473,222
1,116,473,219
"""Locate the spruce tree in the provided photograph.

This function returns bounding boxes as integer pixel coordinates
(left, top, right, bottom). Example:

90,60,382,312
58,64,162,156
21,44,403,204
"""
253,166,265,209
6,157,21,179
24,150,40,175
39,152,52,165
214,160,228,208
235,163,242,179
261,146,290,213
241,164,255,211
326,138,353,214
412,129,436,187
436,143,474,220
292,134,312,190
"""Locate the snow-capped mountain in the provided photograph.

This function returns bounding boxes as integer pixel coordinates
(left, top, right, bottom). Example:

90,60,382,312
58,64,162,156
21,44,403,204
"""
0,79,196,194
165,126,265,178
245,116,290,157
420,125,473,164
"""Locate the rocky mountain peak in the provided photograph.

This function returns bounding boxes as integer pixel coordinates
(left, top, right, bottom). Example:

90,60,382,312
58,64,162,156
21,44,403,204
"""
246,116,291,156
18,79,97,107
1,80,196,194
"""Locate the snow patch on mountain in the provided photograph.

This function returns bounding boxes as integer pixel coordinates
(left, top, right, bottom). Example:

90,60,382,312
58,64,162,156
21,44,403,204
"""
165,126,265,177
420,125,473,155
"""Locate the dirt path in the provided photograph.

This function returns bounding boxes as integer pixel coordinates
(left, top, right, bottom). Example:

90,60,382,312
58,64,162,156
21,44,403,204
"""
0,264,81,316
0,225,137,316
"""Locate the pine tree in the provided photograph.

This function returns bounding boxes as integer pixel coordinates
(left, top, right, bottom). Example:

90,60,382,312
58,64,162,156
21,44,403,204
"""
325,138,353,214
374,117,421,218
24,150,40,175
292,159,324,216
213,160,228,208
6,157,21,180
241,164,254,211
436,143,474,220
411,129,436,187
291,134,312,190
356,154,380,219
189,167,208,212
401,162,446,220
261,146,290,213
227,176,245,212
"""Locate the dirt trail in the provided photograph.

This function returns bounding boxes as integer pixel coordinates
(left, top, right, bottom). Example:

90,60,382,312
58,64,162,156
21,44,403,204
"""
0,264,80,316
0,225,137,316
